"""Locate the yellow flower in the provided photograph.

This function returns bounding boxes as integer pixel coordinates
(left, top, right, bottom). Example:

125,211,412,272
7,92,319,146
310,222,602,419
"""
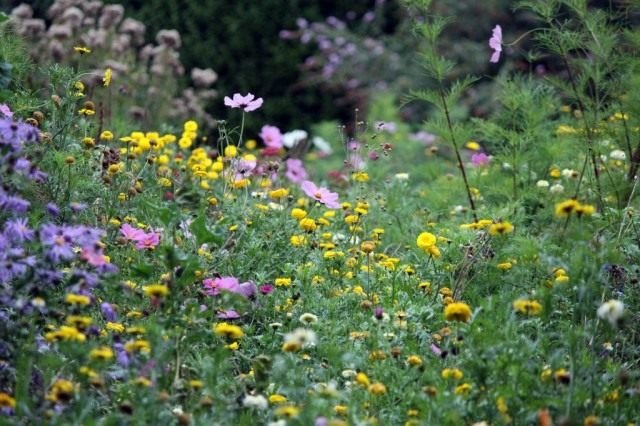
89,346,114,361
488,221,514,236
368,382,387,395
512,299,543,315
465,141,480,151
334,405,348,415
0,393,16,409
555,199,580,217
184,120,198,132
82,137,95,148
268,394,288,404
441,368,464,380
269,188,289,199
78,108,95,116
291,208,307,220
299,218,317,232
454,383,472,395
47,379,76,402
132,377,152,387
355,372,370,387
100,130,114,141
290,234,307,246
65,293,91,306
103,67,112,87
213,322,244,340
444,302,472,322
407,355,423,367
497,261,513,271
416,232,437,250
65,315,92,329
224,145,238,158
124,339,151,353
106,322,125,333
352,171,369,182
275,278,292,287
186,379,203,390
275,405,300,418
142,284,169,298
74,46,91,54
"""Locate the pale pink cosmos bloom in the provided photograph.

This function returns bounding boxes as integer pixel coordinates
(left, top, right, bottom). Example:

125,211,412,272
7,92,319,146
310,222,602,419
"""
203,276,256,298
0,104,13,118
285,158,308,184
216,309,241,319
120,223,145,241
489,25,502,63
259,125,283,149
81,247,108,267
135,231,160,250
301,180,341,209
224,93,263,112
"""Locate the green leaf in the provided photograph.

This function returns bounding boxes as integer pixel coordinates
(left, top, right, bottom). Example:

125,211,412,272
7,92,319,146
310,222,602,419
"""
0,12,9,24
190,215,222,246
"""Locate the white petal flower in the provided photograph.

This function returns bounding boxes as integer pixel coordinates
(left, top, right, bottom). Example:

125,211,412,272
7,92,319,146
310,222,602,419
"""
597,299,624,326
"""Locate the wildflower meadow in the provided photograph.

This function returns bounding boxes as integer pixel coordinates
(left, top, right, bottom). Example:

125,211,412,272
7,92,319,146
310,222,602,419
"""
1,0,640,425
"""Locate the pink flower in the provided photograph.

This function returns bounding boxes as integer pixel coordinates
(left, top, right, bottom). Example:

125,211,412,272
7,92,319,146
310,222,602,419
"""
301,180,341,209
489,25,502,63
216,309,241,319
203,276,256,299
81,247,108,267
259,125,283,149
0,104,13,118
224,93,263,112
120,223,145,241
285,158,308,184
471,152,491,167
135,231,160,250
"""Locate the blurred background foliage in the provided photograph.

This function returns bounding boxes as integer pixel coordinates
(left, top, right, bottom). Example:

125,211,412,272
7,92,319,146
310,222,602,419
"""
1,0,636,136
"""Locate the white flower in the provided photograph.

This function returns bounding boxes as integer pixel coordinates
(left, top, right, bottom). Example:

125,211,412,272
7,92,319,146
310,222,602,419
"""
283,328,317,349
268,202,284,211
561,168,577,179
299,312,318,325
312,136,333,154
267,421,287,426
550,183,564,194
597,300,624,326
341,369,357,379
610,149,626,161
283,129,308,148
242,394,268,410
536,180,550,188
394,173,409,180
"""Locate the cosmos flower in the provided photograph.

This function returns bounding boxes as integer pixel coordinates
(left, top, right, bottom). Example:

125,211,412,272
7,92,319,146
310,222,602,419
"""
224,93,263,112
301,181,340,209
489,25,503,63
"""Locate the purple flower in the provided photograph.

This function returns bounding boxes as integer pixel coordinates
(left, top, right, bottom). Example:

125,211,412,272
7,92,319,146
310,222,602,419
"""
285,158,308,184
471,152,491,167
259,125,283,149
0,104,13,119
224,93,263,112
301,180,341,209
101,302,117,322
489,25,502,63
3,217,34,242
0,189,30,214
46,203,60,217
